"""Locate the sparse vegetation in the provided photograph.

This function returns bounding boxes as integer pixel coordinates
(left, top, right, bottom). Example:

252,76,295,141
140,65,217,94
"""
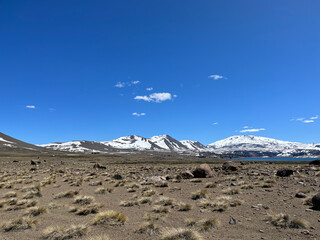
43,224,89,239
161,228,203,240
92,211,127,226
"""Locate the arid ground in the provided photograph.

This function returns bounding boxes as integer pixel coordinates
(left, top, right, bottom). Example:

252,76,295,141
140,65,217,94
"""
0,153,319,240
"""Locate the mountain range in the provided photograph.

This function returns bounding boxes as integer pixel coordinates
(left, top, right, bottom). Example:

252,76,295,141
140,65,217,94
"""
38,134,320,157
1,132,319,157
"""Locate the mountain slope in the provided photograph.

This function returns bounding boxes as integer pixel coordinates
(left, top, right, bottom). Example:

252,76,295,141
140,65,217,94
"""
0,132,43,151
208,135,320,157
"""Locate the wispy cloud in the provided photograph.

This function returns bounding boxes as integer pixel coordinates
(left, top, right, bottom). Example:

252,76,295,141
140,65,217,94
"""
132,112,146,117
240,128,266,133
208,74,225,80
303,120,314,123
292,115,318,123
115,82,126,88
212,122,219,125
26,105,36,109
115,80,140,88
134,92,176,103
146,87,153,91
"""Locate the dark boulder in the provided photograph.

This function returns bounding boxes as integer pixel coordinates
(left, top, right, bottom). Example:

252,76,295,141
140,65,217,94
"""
222,162,238,171
312,193,320,210
93,163,106,170
276,169,294,177
113,174,123,180
30,160,37,165
192,164,214,178
180,170,194,179
309,159,320,165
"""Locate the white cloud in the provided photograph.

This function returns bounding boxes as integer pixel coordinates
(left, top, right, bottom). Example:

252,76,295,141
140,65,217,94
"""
303,120,314,123
208,74,224,80
115,80,140,88
134,92,174,103
243,126,250,129
134,95,152,102
132,112,146,117
115,82,125,88
213,122,219,125
240,128,266,133
292,115,318,123
146,87,153,91
26,105,36,109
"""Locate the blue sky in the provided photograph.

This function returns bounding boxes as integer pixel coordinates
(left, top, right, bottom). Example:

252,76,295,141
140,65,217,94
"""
0,0,319,145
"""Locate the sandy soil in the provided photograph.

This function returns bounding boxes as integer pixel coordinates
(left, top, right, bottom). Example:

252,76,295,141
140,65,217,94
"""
0,154,319,240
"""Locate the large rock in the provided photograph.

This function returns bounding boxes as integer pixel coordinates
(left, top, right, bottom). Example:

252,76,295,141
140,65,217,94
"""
309,159,320,165
180,170,194,179
192,164,214,178
312,193,320,210
276,169,294,177
222,162,238,171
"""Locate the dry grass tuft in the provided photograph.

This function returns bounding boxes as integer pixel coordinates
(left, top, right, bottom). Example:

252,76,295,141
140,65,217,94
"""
43,224,89,239
94,187,114,194
205,182,216,188
185,218,220,231
267,213,308,229
54,190,79,199
70,203,102,216
155,197,174,206
152,206,170,214
191,190,208,200
222,188,241,195
3,191,17,198
138,197,152,204
161,228,203,240
86,235,111,240
24,206,48,217
92,210,127,226
0,217,38,232
120,200,138,207
73,195,95,205
135,221,160,235
177,202,192,211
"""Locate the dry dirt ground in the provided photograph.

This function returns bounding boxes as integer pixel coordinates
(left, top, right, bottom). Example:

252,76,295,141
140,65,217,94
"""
0,154,319,240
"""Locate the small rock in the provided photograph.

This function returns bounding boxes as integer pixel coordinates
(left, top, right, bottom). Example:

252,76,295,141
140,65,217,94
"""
229,216,237,225
295,192,307,198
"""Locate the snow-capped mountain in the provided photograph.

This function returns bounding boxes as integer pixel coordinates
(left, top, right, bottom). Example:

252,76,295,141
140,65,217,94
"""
40,135,211,153
208,135,320,157
37,134,320,157
180,140,211,152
